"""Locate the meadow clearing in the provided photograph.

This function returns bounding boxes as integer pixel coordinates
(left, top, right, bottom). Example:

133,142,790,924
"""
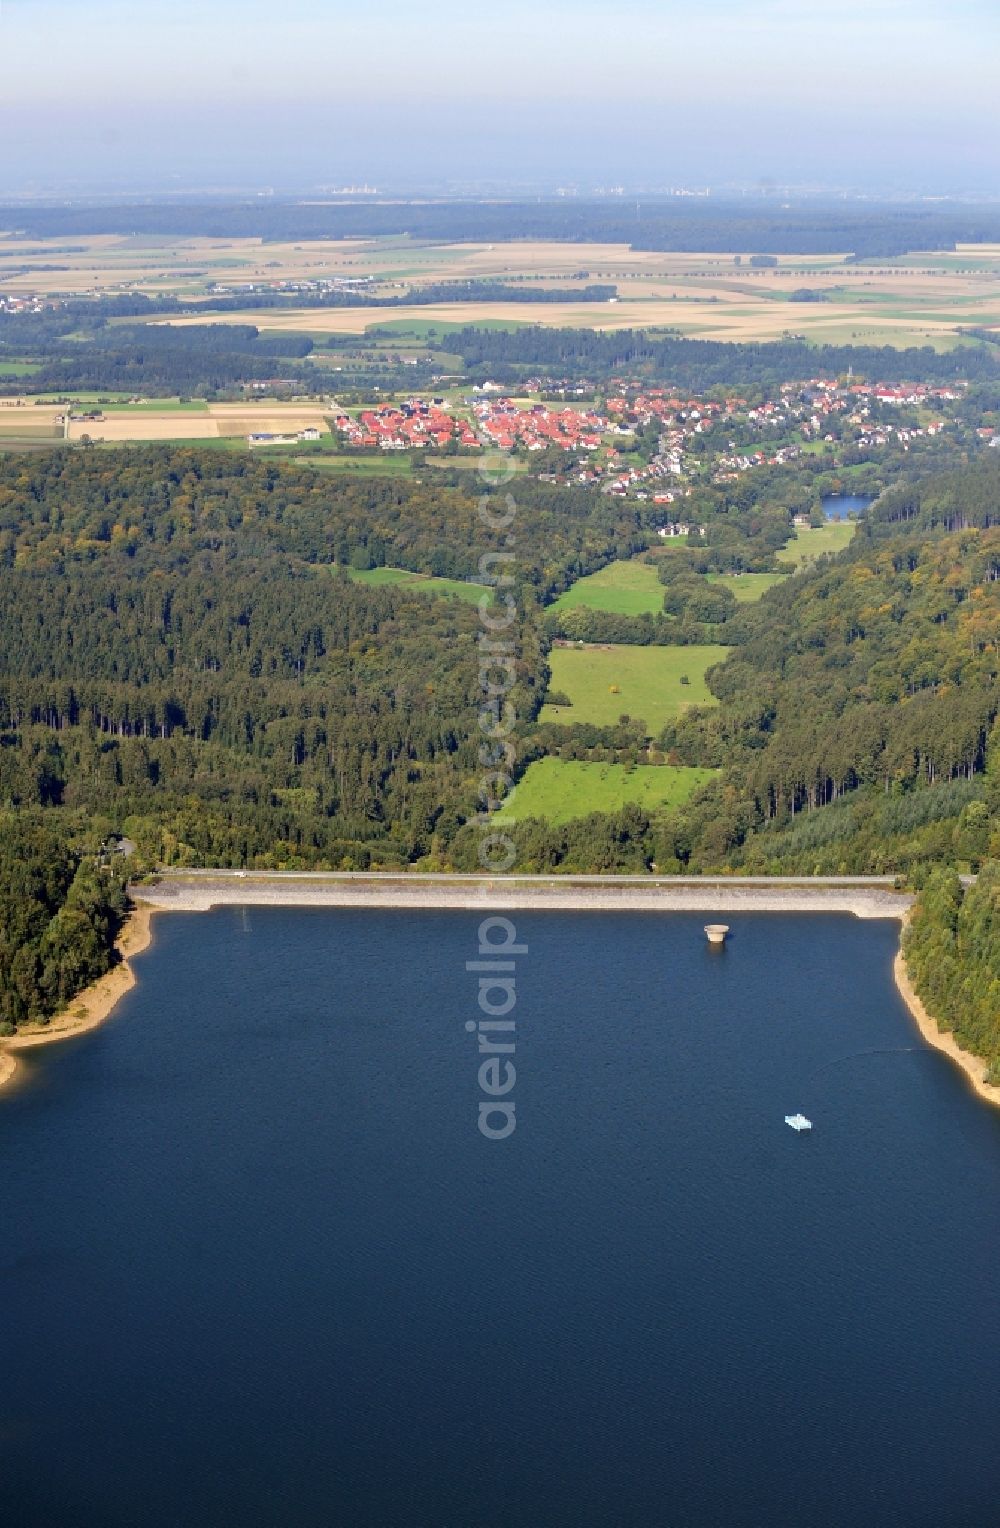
498,757,717,826
550,559,667,616
549,559,786,619
303,453,415,477
540,643,727,731
705,571,786,602
339,565,489,604
776,521,857,569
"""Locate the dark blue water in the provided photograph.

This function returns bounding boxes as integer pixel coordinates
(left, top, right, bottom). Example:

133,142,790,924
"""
821,494,873,520
2,909,999,1528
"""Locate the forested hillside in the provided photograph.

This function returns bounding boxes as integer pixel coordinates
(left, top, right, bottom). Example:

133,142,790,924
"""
0,819,127,1030
904,864,1000,1082
0,446,997,1057
0,448,564,871
1,447,996,879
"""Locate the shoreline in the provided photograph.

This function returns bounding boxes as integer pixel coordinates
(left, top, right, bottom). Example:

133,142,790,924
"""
892,919,1000,1111
0,903,156,1094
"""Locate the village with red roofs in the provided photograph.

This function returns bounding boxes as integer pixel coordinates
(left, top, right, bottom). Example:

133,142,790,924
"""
325,375,985,503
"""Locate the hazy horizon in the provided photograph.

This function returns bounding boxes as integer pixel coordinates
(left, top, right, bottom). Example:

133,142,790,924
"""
1,0,999,199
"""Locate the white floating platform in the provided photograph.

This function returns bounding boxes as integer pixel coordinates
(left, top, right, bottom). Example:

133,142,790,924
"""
784,1113,812,1132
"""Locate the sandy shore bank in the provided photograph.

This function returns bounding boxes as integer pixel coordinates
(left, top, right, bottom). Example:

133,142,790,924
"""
134,873,912,920
893,919,1000,1111
0,903,156,1094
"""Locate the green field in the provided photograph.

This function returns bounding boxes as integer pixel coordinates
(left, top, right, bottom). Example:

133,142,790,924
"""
365,317,527,338
0,360,41,377
98,399,210,413
339,565,489,604
551,559,666,617
776,521,857,569
540,643,728,731
498,757,717,825
425,456,528,474
705,571,786,603
299,452,414,477
94,436,237,452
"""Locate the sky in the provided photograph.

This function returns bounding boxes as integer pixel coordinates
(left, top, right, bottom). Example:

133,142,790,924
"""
1,0,998,197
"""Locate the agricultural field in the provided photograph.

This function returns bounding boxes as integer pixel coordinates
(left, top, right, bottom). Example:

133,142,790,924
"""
776,521,857,569
162,293,998,348
99,398,209,413
0,420,62,436
6,229,995,349
0,402,64,442
425,456,528,474
550,559,666,617
339,565,489,605
369,317,527,338
705,571,786,602
498,757,717,826
0,394,339,449
540,643,728,731
144,238,1000,349
61,401,332,443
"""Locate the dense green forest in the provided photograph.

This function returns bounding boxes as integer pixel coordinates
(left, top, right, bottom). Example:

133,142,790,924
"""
904,864,1000,1082
0,307,319,394
0,446,996,1063
7,198,1000,256
0,818,127,1030
0,448,995,880
441,325,1000,388
0,448,625,875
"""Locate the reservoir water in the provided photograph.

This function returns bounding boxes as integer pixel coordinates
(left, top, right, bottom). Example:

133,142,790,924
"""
2,907,999,1527
821,494,874,520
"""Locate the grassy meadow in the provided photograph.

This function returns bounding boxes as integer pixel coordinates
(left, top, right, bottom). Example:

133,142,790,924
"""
299,453,415,477
540,643,728,731
498,757,717,825
776,521,857,569
705,571,786,602
550,559,666,617
339,565,489,604
99,398,210,413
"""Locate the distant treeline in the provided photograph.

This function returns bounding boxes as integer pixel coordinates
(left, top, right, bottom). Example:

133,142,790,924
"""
439,325,1000,388
398,281,617,305
3,294,999,398
869,459,1000,532
10,284,617,320
0,305,317,394
186,281,618,310
6,198,1000,257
